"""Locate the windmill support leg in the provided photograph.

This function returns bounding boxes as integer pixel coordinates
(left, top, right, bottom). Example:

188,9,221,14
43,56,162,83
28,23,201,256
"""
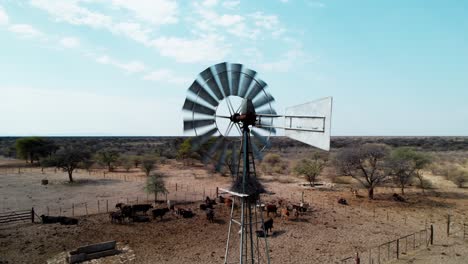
240,197,245,264
225,197,236,264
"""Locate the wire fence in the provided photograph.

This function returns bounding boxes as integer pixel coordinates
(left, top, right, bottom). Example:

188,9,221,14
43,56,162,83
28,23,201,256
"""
341,227,432,264
340,213,468,264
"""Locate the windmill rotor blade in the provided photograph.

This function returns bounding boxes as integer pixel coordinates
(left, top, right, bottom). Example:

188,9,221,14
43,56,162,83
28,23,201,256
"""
230,141,239,176
200,67,224,101
230,63,242,96
253,93,275,109
213,62,231,97
246,79,267,100
183,98,216,116
256,125,277,135
239,68,257,98
183,118,215,131
188,80,218,108
251,128,270,149
215,140,229,172
191,127,218,150
256,108,277,115
202,136,224,164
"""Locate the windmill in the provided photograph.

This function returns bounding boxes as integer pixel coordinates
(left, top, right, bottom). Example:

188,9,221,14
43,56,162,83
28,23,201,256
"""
182,62,332,264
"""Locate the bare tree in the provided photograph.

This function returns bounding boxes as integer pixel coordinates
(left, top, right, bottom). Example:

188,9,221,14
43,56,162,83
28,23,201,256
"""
335,144,390,199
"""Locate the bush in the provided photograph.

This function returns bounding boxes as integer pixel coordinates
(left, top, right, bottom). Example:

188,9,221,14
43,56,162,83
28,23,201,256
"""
260,153,289,175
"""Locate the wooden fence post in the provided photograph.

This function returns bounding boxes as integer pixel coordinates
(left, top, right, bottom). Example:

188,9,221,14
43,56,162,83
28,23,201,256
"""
354,252,360,264
396,239,400,259
31,207,34,223
447,214,451,237
72,203,75,216
430,225,434,245
176,183,178,192
98,200,100,213
216,187,218,197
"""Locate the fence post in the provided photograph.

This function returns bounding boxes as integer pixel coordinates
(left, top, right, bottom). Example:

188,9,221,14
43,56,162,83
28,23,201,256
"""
31,207,34,223
369,248,371,264
354,252,360,264
396,239,400,259
98,200,100,213
378,245,380,264
430,225,434,245
85,203,88,216
447,214,451,237
216,187,218,197
176,183,178,192
72,203,75,216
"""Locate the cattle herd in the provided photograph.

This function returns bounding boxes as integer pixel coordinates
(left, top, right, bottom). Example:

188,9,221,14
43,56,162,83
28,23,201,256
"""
38,195,313,239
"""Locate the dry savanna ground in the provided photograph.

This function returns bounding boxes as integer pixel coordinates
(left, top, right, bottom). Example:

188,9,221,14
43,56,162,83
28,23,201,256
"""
1,157,468,264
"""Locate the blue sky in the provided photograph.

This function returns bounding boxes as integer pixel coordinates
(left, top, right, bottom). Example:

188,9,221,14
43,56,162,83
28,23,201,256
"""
0,0,467,136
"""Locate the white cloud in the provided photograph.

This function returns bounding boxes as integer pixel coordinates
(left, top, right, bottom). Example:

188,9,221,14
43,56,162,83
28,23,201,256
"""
143,69,190,85
110,0,178,25
151,35,230,63
112,22,151,45
0,5,9,25
30,0,112,29
222,0,240,9
60,36,80,48
95,55,146,73
202,0,219,7
258,47,305,72
116,60,146,73
8,24,44,38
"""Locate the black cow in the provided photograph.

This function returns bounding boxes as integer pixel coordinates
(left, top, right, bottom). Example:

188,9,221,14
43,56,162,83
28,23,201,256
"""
206,208,214,223
218,195,225,204
40,215,61,224
393,193,406,202
59,217,78,225
177,208,194,218
338,198,348,205
110,211,123,224
262,218,274,235
132,204,153,215
266,204,277,217
199,203,213,211
132,215,150,222
115,202,125,209
120,205,133,220
152,208,170,220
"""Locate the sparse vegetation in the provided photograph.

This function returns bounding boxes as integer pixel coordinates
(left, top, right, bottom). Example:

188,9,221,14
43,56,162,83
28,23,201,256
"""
387,147,432,194
260,153,289,175
97,149,120,172
335,143,390,199
42,147,91,182
294,152,327,186
145,173,168,202
142,156,158,177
